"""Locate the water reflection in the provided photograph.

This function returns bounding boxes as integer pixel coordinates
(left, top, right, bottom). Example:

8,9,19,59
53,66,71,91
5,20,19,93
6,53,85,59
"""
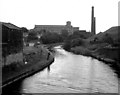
47,65,50,72
21,46,118,93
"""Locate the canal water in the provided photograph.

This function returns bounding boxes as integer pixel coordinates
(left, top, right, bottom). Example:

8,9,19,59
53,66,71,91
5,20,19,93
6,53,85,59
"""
20,46,119,93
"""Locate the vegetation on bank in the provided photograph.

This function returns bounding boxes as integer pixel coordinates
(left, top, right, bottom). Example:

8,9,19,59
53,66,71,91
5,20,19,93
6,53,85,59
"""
63,34,120,62
2,45,53,83
26,29,92,44
41,32,63,44
63,26,120,61
62,26,120,77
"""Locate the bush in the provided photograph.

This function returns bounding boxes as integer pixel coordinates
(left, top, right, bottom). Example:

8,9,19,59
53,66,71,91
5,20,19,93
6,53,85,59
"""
41,32,63,44
27,32,38,42
70,46,92,56
102,33,114,44
71,38,84,47
60,29,69,41
3,62,20,72
63,39,71,51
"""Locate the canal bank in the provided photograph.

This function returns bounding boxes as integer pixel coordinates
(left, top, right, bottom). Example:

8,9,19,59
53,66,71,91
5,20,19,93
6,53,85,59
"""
2,54,54,95
2,45,54,89
63,46,120,78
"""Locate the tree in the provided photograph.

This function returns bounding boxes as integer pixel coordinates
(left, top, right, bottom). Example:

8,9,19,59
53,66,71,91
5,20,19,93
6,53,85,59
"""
27,32,38,42
61,29,69,40
40,32,61,44
63,39,71,51
21,27,28,33
71,38,84,47
103,33,114,44
72,31,87,39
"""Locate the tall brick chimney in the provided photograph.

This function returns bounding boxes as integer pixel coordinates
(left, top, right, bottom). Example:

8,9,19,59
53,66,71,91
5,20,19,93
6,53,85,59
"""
91,6,96,35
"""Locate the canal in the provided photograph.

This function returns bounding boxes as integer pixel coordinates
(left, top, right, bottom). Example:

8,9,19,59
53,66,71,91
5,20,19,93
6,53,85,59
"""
19,46,119,93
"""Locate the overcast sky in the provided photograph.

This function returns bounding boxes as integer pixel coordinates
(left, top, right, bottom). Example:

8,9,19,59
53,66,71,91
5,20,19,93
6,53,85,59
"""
0,0,119,33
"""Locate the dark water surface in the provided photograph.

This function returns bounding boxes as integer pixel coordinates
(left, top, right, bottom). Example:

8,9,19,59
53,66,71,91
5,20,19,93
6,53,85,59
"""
20,46,119,93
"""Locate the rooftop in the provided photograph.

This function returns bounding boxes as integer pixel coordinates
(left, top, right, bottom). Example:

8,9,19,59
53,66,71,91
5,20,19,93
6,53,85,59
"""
2,22,21,30
35,25,66,28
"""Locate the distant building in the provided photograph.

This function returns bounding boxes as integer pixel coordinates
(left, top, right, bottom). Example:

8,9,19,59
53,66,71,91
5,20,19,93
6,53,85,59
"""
34,21,79,34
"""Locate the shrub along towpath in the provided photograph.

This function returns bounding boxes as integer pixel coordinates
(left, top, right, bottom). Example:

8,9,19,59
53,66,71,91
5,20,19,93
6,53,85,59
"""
2,45,54,88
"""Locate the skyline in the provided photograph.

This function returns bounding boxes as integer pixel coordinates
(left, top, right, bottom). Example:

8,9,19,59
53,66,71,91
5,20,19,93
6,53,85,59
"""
0,0,119,33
